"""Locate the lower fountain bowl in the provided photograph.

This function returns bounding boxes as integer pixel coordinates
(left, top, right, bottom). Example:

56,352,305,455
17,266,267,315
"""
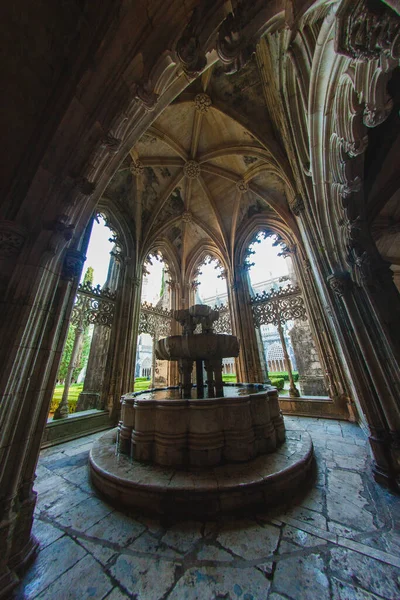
89,428,314,516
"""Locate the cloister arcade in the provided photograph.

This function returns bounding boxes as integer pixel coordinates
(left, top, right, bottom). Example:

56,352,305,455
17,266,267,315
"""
1,0,400,595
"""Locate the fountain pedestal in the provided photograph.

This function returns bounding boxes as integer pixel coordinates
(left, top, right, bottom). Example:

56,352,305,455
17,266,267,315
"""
89,305,314,515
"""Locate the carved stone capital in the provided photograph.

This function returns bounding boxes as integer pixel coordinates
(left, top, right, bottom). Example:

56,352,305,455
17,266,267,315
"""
194,93,212,113
0,221,27,259
289,196,305,216
236,179,248,193
61,249,86,281
336,0,400,61
183,160,200,179
327,271,352,297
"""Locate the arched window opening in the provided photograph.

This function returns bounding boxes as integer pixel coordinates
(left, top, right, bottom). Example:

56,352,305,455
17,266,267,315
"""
50,214,122,420
136,252,173,389
246,231,327,398
192,254,235,382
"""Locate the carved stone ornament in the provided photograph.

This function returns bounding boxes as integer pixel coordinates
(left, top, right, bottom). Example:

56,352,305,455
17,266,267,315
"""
176,6,208,76
184,160,201,179
101,133,122,153
0,221,27,259
75,176,96,196
130,160,145,176
182,210,192,223
61,249,86,281
236,179,248,193
289,196,305,216
336,0,400,61
327,272,352,297
194,93,212,113
132,82,159,111
47,215,75,256
216,4,255,74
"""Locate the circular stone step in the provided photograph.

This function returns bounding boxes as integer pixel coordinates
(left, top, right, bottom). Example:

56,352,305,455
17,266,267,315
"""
89,429,313,516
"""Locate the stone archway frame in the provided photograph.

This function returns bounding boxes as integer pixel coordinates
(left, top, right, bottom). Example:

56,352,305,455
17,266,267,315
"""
234,213,349,418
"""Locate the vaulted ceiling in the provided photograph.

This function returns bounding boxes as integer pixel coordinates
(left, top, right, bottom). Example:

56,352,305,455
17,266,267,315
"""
102,57,297,275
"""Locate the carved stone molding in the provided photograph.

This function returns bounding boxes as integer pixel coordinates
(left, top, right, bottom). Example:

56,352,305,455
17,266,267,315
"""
194,93,212,113
327,272,352,297
184,160,201,179
336,0,400,61
0,221,27,259
130,160,145,177
289,196,305,216
61,249,86,281
236,179,248,193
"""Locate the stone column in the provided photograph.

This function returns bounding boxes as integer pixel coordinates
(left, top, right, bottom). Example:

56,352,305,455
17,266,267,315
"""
229,267,267,383
0,216,84,596
328,271,400,488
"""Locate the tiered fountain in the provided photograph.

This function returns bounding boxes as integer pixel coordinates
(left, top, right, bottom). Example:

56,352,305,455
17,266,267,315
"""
90,306,313,515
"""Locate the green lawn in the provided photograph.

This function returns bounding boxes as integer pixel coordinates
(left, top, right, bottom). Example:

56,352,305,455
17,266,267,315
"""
50,383,83,414
134,379,151,391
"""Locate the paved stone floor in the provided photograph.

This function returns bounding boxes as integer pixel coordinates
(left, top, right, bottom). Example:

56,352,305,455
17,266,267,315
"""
16,417,400,600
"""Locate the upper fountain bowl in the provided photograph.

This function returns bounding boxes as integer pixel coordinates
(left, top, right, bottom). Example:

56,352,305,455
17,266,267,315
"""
155,333,239,361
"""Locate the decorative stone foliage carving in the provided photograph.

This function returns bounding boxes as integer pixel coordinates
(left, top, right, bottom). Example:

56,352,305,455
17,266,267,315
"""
176,6,208,76
139,302,173,340
236,180,248,193
75,176,96,196
182,210,192,223
132,82,159,111
210,302,232,334
46,214,74,256
0,221,27,258
336,0,400,61
184,160,201,179
194,93,212,113
61,249,86,281
217,3,255,74
71,282,117,328
130,160,145,176
101,133,122,153
251,284,307,328
289,196,305,216
327,272,352,297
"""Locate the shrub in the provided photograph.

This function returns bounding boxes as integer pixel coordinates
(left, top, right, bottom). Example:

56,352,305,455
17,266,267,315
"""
222,374,236,382
270,377,284,391
269,371,299,382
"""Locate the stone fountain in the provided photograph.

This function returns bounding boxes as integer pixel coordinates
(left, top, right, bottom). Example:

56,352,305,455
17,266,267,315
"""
89,305,314,515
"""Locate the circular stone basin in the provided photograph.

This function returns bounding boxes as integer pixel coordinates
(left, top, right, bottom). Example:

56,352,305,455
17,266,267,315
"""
155,333,239,360
118,385,286,468
89,428,313,516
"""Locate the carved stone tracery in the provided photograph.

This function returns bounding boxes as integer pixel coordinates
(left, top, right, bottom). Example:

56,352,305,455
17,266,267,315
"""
251,284,307,328
139,302,173,340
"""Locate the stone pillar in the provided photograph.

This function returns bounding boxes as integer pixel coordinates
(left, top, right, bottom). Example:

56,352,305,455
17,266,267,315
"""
0,217,85,596
179,358,193,397
289,321,328,396
328,271,400,488
229,268,267,383
196,360,204,398
77,247,121,411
